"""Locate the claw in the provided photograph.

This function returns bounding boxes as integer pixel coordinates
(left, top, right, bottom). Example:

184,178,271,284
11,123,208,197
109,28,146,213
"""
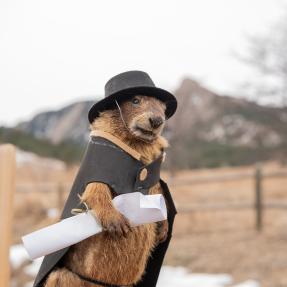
101,212,132,237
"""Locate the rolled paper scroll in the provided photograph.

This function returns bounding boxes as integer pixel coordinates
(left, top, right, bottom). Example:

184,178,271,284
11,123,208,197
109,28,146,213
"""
22,192,167,260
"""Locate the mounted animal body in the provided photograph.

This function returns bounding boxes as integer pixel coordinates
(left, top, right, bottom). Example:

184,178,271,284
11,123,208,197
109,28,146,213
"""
33,71,177,287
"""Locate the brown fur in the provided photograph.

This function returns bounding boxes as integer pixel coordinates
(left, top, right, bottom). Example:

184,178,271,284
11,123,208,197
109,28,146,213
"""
44,96,169,287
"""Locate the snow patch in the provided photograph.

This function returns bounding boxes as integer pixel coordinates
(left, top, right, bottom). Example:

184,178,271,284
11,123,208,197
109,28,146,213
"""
47,208,59,218
232,280,260,287
10,244,30,269
24,257,43,277
157,266,233,287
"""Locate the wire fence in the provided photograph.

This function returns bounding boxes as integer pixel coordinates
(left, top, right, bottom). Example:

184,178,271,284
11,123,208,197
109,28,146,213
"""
15,165,287,232
169,165,287,231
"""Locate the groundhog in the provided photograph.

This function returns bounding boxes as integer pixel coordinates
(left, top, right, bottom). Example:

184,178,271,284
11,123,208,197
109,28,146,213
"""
44,95,169,287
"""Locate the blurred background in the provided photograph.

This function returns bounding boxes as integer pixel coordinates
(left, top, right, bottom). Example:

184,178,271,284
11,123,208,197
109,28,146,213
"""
1,0,287,286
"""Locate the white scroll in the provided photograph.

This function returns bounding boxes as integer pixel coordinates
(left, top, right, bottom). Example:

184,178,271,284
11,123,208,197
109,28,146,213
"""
22,192,167,260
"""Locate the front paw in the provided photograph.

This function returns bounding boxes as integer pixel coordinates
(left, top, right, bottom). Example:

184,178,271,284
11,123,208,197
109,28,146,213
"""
99,211,132,237
156,220,168,244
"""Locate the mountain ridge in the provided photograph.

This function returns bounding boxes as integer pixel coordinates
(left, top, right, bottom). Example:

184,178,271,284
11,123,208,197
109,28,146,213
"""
5,78,287,168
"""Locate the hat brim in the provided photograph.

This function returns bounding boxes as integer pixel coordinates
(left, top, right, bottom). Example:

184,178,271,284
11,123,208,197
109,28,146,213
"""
88,86,177,123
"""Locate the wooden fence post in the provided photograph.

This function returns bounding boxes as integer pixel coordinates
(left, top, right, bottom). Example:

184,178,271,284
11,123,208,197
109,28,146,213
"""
0,144,16,287
255,164,263,231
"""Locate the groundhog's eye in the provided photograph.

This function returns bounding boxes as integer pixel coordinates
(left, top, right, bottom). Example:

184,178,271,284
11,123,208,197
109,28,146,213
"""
132,97,141,105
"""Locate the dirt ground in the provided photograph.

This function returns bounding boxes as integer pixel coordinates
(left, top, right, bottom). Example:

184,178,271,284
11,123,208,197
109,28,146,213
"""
12,161,287,287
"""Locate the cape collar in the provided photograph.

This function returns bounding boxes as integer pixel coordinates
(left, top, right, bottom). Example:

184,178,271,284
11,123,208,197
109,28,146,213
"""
90,130,165,164
90,130,142,161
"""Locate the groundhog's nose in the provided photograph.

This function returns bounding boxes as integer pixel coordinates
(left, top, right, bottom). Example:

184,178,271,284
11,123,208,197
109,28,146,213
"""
149,116,163,129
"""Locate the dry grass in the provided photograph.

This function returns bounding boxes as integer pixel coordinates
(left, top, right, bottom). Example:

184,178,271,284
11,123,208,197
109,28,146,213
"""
165,162,287,287
11,161,287,287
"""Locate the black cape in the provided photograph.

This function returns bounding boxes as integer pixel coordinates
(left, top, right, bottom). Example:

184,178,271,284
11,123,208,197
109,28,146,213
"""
33,134,177,287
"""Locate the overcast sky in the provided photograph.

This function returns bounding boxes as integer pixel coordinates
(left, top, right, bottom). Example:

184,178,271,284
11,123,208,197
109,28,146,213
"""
0,0,286,126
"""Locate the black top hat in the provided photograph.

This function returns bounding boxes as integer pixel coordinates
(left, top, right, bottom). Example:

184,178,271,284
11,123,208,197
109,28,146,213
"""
88,71,177,123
